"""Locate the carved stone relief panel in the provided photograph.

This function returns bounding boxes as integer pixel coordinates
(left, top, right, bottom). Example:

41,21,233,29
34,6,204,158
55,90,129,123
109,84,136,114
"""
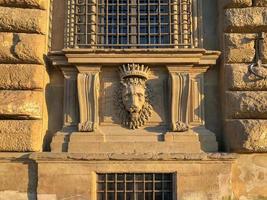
99,65,168,130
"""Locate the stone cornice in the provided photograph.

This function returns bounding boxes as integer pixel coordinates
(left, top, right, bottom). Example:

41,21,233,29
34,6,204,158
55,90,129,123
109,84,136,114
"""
27,152,237,162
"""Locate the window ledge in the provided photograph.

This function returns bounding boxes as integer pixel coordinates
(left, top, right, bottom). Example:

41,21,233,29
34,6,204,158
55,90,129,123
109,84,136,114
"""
48,49,221,66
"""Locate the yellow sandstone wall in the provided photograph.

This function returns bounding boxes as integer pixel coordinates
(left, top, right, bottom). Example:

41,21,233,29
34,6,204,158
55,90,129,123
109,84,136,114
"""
220,0,267,152
219,0,267,199
0,0,49,151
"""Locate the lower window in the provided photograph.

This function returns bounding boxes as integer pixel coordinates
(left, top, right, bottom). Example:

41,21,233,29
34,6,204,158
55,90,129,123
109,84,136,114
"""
97,173,173,200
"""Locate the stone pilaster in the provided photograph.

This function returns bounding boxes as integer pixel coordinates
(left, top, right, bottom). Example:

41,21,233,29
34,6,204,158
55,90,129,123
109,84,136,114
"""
0,1,49,151
61,67,79,130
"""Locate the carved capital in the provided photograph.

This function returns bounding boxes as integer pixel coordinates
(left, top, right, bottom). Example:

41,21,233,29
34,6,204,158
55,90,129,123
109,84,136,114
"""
77,68,100,132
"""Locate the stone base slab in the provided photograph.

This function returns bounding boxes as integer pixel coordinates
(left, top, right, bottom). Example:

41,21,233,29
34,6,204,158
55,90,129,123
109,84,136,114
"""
51,127,218,153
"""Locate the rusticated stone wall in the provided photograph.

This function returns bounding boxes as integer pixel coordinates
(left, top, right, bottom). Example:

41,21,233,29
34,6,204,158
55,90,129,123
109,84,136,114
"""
220,0,267,152
0,1,48,151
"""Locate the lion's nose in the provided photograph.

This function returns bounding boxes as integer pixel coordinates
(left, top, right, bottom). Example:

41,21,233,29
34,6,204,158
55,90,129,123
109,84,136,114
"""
129,105,138,112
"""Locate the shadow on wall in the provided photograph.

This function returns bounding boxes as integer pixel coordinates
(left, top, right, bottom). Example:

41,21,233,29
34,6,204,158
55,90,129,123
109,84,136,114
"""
43,65,65,151
204,66,223,151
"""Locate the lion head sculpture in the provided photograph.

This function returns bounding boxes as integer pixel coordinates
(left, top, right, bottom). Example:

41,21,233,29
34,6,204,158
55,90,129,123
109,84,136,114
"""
115,64,153,129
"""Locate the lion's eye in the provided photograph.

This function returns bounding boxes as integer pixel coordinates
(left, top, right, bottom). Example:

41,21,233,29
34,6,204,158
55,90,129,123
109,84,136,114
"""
123,94,129,100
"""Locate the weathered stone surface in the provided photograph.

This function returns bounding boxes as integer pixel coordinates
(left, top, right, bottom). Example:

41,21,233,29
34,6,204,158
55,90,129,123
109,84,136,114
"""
225,64,267,90
0,120,42,151
0,64,44,89
0,7,46,34
224,34,255,63
0,0,47,9
220,0,252,8
255,0,267,7
232,154,267,200
226,91,267,119
225,119,267,152
0,33,45,64
261,32,267,63
0,90,43,119
225,8,267,32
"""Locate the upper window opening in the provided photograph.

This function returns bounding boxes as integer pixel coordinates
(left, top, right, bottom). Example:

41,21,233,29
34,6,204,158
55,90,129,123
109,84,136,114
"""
65,0,202,49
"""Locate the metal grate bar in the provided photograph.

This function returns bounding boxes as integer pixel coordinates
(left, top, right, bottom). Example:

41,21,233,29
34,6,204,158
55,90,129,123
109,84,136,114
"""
65,0,196,49
97,173,173,200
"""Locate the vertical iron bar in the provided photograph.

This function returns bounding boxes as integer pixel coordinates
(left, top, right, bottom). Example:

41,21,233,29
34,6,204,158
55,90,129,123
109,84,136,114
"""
148,0,150,45
162,174,165,200
153,174,155,200
137,0,140,45
127,0,129,45
124,174,127,200
158,0,161,45
115,174,117,200
105,174,107,200
85,0,88,45
143,173,146,200
105,0,108,45
117,0,119,47
169,0,172,46
133,174,136,200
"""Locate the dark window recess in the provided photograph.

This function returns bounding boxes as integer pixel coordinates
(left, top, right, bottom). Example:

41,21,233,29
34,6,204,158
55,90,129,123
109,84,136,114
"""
97,173,173,200
65,0,194,49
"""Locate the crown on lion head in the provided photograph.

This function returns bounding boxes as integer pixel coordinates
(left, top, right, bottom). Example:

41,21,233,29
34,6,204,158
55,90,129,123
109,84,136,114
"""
119,64,150,80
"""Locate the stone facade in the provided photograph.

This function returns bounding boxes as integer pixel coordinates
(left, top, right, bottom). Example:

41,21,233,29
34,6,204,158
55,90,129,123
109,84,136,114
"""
0,1,48,152
221,0,267,153
0,0,266,199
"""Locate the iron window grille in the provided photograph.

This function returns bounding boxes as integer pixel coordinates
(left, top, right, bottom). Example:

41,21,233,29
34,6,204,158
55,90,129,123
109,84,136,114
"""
65,0,202,49
97,173,173,200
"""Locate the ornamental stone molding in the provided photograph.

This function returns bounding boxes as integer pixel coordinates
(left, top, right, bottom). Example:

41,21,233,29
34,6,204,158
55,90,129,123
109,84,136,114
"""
49,49,220,153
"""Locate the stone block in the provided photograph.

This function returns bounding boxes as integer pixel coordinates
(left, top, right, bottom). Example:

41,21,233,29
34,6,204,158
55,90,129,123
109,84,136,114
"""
226,91,267,119
255,0,267,6
0,90,43,119
225,119,267,152
0,0,47,9
225,64,267,90
261,32,267,63
224,34,255,63
0,33,45,64
0,64,44,89
225,8,267,32
219,0,252,8
0,7,46,34
232,154,267,199
0,120,42,151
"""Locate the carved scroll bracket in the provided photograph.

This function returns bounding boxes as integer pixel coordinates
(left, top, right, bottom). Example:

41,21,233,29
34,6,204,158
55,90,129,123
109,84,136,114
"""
76,65,101,132
168,68,190,132
167,65,207,132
